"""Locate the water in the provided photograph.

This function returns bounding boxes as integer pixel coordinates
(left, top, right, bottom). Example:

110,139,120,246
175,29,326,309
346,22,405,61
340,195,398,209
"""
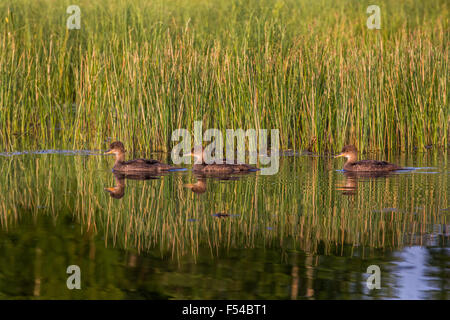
0,149,448,299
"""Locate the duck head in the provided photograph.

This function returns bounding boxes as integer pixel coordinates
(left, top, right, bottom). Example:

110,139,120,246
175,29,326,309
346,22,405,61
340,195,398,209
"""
105,141,126,155
335,145,358,162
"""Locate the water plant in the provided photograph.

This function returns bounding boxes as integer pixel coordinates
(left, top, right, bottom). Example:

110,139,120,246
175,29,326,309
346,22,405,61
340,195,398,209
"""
0,0,447,153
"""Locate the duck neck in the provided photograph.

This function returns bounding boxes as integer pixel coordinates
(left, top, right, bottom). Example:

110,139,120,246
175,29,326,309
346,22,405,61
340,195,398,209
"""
114,176,125,188
345,152,358,165
115,152,126,165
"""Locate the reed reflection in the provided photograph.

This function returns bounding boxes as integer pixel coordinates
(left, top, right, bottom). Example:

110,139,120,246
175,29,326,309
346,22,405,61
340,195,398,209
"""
0,152,449,299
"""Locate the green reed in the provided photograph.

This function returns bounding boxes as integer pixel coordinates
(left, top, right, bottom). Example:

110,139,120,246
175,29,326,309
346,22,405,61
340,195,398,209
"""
0,0,448,153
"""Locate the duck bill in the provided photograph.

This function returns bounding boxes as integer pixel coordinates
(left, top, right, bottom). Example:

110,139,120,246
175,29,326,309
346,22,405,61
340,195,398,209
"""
335,153,345,158
104,187,116,192
104,149,114,155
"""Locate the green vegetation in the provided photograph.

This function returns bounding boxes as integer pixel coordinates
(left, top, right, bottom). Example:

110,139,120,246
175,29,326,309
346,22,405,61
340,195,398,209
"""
0,0,448,153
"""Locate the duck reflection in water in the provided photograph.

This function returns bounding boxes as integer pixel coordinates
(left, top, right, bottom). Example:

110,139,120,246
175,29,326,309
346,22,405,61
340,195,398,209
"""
185,175,207,194
184,172,255,195
105,172,163,199
337,171,396,196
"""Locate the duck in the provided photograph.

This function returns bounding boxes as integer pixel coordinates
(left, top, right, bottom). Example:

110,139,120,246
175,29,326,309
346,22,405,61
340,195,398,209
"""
335,145,403,172
184,146,259,174
105,141,178,173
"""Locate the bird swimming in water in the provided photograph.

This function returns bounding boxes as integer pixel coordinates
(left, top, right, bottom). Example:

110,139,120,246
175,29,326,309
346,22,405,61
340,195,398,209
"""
184,146,260,174
335,145,403,172
105,141,179,173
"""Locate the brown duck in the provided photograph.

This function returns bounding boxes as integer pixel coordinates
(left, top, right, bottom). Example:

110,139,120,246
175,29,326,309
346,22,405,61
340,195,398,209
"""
105,141,178,173
335,145,403,172
185,146,259,174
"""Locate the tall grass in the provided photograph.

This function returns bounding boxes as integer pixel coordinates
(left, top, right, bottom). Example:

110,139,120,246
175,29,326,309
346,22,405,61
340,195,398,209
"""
0,0,448,153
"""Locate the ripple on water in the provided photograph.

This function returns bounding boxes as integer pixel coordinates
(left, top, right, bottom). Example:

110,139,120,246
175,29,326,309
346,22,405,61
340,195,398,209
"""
0,150,103,156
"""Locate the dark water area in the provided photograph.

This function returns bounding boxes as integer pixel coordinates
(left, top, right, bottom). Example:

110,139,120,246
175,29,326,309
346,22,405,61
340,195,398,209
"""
0,149,448,299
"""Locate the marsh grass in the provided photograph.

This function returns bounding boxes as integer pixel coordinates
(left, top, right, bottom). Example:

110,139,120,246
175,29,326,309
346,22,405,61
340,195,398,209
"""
0,0,448,153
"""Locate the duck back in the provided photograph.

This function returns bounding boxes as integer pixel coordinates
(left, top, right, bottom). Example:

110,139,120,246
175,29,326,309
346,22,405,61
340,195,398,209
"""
114,159,174,173
344,160,402,172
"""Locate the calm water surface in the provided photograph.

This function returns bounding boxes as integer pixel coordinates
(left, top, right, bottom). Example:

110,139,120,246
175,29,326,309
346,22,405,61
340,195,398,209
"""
0,149,448,299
